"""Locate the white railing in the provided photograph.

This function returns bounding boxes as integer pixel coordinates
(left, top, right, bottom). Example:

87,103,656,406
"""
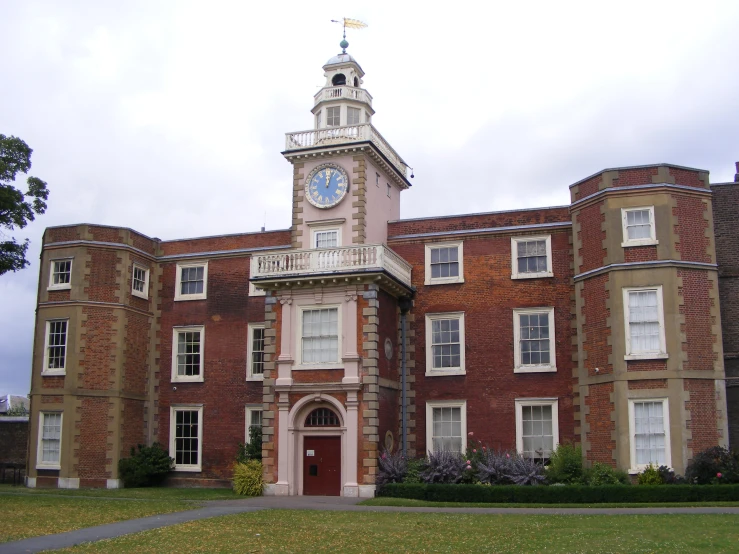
314,86,373,106
285,124,407,178
250,244,412,287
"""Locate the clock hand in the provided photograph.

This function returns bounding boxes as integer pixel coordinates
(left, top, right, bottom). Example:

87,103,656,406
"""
325,168,331,188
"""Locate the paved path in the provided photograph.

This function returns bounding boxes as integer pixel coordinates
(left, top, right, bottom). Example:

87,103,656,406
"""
3,495,739,553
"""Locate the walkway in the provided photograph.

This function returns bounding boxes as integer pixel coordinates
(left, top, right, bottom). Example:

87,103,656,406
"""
3,496,739,554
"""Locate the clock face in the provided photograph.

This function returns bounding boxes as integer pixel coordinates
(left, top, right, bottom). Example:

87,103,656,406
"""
305,163,349,209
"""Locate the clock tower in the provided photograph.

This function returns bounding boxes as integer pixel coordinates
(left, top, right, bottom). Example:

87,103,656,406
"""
250,40,414,497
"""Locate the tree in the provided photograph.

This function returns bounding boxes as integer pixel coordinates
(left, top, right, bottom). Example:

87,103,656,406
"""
0,134,49,275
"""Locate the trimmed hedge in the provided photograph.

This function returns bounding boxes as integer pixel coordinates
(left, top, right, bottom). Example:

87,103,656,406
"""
377,483,739,503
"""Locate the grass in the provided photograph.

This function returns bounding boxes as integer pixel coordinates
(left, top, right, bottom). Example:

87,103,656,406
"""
54,510,739,553
0,495,193,544
0,483,239,501
360,497,739,509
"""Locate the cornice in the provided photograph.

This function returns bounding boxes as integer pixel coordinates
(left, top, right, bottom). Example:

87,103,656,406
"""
387,221,572,242
574,259,718,282
570,183,712,211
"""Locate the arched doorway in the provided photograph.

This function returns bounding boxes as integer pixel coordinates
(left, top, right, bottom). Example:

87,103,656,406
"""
302,407,341,496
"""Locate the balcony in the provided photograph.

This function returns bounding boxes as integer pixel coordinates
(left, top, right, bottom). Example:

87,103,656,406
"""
314,86,373,108
250,244,412,289
284,123,408,179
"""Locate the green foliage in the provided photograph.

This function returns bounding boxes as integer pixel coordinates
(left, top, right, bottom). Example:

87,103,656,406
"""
1,404,28,417
236,426,263,464
233,460,263,496
403,458,424,484
546,443,583,484
118,443,173,488
0,134,49,275
584,462,628,486
685,446,739,484
638,464,664,485
377,483,739,503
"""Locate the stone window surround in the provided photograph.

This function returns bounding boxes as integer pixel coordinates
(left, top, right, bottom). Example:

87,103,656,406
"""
36,411,63,470
48,258,73,291
511,235,553,279
131,263,150,299
171,325,205,383
513,307,557,373
247,323,265,381
622,285,668,361
424,311,466,376
621,205,659,247
515,398,559,460
424,241,465,285
42,318,69,376
425,400,467,455
169,405,204,472
628,397,671,473
174,261,208,301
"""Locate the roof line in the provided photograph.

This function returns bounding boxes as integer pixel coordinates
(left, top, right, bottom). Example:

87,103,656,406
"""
389,205,570,225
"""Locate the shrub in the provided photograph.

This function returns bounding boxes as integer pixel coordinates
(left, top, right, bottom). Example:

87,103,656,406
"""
376,449,407,486
233,460,263,496
377,483,739,503
404,458,424,484
584,462,627,486
658,465,685,484
685,446,739,484
420,450,467,484
118,443,173,488
546,443,583,484
476,450,513,485
236,427,263,464
505,455,547,486
638,464,663,485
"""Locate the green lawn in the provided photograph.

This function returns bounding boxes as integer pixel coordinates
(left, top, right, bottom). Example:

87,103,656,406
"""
360,497,739,509
0,483,239,501
55,510,739,553
0,495,192,544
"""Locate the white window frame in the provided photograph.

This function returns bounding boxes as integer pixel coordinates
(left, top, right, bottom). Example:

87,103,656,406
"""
131,264,150,299
347,106,361,125
171,326,205,382
425,400,467,454
48,258,73,291
628,398,671,472
511,235,553,279
310,227,342,249
170,405,203,472
515,398,559,460
42,319,69,376
623,286,668,360
36,412,63,470
297,304,342,368
424,241,465,285
513,307,556,373
174,262,208,301
247,323,266,381
621,206,658,247
326,106,341,127
245,405,263,444
425,312,466,376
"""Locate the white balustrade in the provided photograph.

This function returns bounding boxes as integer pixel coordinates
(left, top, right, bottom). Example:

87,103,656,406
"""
313,86,373,106
285,124,407,178
251,244,412,287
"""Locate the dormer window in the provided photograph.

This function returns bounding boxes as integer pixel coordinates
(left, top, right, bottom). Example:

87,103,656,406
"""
332,73,346,86
327,107,340,127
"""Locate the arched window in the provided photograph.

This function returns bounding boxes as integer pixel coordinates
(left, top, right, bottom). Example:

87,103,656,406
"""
332,73,346,86
305,407,340,427
353,76,359,87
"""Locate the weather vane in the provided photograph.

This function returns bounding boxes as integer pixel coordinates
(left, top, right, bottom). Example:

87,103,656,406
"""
330,17,368,54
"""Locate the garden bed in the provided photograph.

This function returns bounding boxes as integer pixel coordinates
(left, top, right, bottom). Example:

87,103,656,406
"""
377,483,739,503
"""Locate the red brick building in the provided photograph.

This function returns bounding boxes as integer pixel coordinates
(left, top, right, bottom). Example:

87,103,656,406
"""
25,48,734,494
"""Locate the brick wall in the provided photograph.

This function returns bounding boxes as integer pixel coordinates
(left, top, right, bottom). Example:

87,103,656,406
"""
0,419,29,465
391,228,575,454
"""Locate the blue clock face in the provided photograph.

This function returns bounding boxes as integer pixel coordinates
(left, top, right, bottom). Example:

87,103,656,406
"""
305,164,349,209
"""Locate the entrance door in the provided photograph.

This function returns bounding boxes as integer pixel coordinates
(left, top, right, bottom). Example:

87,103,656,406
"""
303,436,341,496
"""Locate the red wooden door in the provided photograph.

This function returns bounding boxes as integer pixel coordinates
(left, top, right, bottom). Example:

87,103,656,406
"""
303,436,341,496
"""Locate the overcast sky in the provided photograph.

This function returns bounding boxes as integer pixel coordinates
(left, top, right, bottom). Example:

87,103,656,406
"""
1,0,738,395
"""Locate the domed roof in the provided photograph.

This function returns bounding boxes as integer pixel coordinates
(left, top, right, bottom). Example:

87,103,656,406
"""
325,53,358,67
